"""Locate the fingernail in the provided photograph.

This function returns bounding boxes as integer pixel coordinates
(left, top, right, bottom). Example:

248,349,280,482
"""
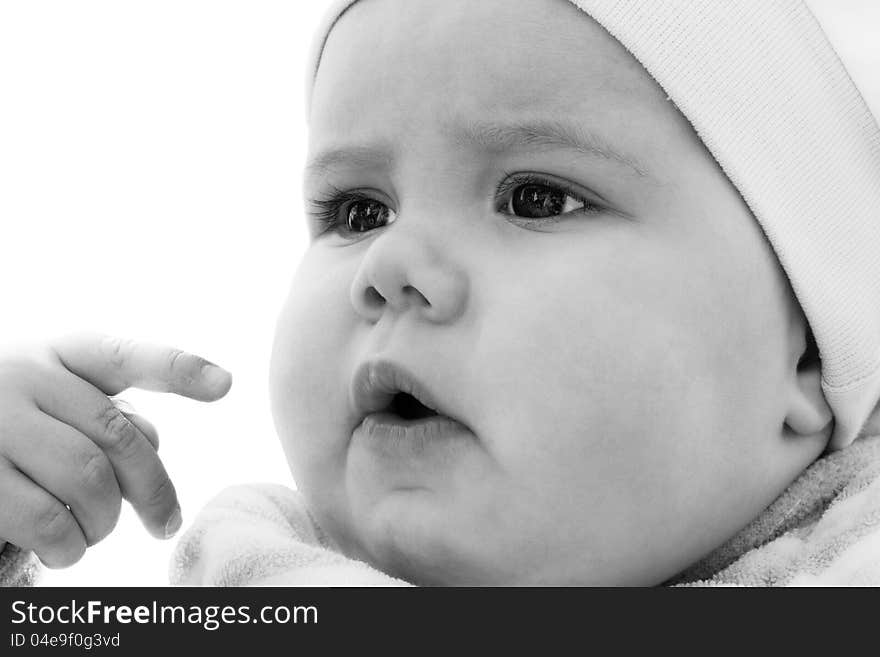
202,364,232,389
164,507,182,539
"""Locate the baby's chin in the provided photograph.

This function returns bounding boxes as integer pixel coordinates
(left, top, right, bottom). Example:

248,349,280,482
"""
337,490,521,586
325,491,677,586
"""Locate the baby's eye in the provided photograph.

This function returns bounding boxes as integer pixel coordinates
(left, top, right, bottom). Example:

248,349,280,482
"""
346,199,395,232
497,175,601,222
307,189,397,238
507,184,583,218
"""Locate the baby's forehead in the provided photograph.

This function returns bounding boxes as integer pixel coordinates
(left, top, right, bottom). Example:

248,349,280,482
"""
318,0,663,106
309,0,693,175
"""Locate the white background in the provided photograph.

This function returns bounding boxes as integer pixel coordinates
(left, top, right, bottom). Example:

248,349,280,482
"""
1,1,878,586
0,1,327,585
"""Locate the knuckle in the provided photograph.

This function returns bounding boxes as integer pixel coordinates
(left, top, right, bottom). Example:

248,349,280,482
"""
165,348,186,377
100,335,134,370
164,349,200,387
34,502,76,546
77,449,115,494
97,405,141,457
144,475,175,511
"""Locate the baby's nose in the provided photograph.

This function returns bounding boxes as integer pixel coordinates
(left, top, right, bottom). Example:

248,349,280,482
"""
349,231,468,324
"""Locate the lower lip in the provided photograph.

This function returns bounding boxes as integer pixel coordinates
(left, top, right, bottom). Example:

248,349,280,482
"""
352,412,474,461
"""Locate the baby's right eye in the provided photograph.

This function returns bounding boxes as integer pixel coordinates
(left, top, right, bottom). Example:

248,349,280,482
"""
308,189,397,237
346,199,395,233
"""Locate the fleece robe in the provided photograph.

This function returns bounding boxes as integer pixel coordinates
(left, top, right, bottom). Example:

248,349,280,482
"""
3,434,879,587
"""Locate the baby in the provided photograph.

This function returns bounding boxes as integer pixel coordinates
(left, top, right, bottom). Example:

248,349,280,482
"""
2,0,880,586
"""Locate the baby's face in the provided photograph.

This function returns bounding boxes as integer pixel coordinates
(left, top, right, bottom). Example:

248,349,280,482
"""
270,0,822,584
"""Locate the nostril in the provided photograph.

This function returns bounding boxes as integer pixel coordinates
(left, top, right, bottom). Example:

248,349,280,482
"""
364,286,385,308
402,285,431,307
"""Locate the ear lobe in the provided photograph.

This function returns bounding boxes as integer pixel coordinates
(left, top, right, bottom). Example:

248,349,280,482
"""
784,348,833,437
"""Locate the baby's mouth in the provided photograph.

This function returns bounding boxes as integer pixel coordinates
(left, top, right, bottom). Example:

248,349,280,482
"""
349,358,463,428
388,391,440,421
349,358,475,461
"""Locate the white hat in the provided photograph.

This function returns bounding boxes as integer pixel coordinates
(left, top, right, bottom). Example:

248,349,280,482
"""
306,0,880,450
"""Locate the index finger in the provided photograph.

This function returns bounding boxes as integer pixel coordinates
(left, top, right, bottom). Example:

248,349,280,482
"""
51,332,232,401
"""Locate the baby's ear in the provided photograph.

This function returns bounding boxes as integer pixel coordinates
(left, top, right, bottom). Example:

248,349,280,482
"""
784,329,833,437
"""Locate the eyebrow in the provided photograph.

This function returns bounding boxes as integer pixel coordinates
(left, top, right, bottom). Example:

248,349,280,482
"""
305,144,394,182
449,118,652,179
304,118,653,182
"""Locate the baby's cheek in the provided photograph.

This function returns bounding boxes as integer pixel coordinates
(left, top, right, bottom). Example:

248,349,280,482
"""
472,246,733,498
270,251,359,478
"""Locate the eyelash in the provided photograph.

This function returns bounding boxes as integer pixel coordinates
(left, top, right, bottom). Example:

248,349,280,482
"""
494,172,603,220
306,174,603,236
307,184,378,236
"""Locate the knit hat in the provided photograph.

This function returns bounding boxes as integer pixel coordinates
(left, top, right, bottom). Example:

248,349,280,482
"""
305,0,880,450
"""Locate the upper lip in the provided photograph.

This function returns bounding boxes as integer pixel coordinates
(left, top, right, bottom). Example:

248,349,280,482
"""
349,359,449,422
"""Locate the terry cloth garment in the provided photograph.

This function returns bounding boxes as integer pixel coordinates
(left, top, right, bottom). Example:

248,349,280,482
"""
168,485,408,586
2,434,880,586
307,0,880,451
0,544,40,587
161,433,880,586
667,433,880,585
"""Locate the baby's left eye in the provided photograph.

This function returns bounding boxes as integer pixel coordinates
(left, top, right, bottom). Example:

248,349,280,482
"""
497,177,600,221
508,184,583,218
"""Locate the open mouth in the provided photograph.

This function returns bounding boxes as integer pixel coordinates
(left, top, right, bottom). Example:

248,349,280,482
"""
350,360,474,455
350,359,457,427
388,391,440,421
